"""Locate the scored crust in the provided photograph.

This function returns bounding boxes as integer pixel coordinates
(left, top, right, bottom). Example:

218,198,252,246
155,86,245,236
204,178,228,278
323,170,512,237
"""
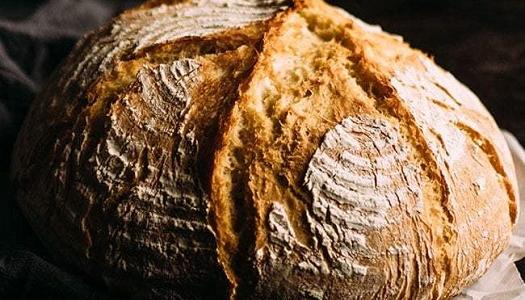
210,0,518,299
12,0,518,299
12,0,290,299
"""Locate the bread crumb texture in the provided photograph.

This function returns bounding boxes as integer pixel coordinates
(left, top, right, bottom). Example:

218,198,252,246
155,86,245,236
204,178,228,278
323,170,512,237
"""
12,0,518,299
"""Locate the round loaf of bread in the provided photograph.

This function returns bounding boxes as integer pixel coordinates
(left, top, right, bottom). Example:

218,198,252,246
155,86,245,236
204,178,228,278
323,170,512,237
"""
12,0,519,299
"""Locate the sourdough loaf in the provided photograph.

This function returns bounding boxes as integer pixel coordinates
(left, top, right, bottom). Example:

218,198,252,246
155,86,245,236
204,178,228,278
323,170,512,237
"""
11,0,518,299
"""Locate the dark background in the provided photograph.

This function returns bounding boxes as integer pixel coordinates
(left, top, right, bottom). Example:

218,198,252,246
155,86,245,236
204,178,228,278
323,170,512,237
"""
0,0,524,299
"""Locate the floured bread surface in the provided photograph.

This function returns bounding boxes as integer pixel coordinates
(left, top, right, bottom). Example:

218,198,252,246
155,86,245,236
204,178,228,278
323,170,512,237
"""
12,0,289,299
211,0,517,299
12,0,517,299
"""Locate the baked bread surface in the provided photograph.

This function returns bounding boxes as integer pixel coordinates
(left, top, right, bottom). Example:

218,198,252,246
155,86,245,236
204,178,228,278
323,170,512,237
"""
12,0,518,299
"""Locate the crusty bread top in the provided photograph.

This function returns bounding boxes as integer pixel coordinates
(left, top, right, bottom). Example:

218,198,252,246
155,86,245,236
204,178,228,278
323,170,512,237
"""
12,0,517,299
211,0,517,299
12,1,290,298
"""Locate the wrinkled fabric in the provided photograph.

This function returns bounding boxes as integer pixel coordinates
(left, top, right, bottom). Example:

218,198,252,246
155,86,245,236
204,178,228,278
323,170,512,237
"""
0,249,114,300
0,1,138,299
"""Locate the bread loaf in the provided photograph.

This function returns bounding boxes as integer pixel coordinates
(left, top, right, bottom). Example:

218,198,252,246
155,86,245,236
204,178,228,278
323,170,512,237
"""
11,0,519,299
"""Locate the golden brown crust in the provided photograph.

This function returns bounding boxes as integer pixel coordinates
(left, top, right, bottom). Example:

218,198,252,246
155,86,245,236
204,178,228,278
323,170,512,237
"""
12,1,290,299
12,0,517,299
211,0,518,299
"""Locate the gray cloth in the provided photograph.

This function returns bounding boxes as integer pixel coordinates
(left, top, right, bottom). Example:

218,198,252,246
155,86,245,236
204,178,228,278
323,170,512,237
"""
0,249,113,300
0,1,138,299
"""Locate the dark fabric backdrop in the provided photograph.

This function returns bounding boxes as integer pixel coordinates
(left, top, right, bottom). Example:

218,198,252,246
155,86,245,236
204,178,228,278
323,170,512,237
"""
0,0,524,299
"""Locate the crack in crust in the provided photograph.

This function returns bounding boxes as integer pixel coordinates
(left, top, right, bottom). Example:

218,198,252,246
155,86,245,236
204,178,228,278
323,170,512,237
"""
11,0,518,299
211,1,517,299
12,1,289,299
